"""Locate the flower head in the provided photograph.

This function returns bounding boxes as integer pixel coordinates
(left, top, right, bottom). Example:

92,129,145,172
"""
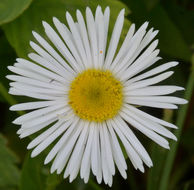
7,6,187,186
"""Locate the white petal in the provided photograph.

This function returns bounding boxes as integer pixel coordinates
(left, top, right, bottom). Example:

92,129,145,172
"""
30,119,72,157
21,107,69,128
112,22,148,74
124,104,177,128
30,41,74,77
32,31,75,74
44,117,79,164
65,12,88,69
10,100,58,111
53,17,84,70
125,98,178,109
80,123,94,179
68,122,89,182
125,71,174,91
110,119,144,172
127,61,179,84
102,122,115,175
126,96,187,104
104,9,125,69
13,104,66,124
120,111,170,149
107,122,127,178
110,23,135,70
125,85,184,96
76,10,93,68
42,21,82,73
19,118,56,138
122,106,177,140
86,7,98,68
113,116,153,167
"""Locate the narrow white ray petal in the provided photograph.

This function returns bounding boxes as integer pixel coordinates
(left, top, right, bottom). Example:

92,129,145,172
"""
32,31,75,74
107,122,127,178
10,100,59,111
99,124,110,184
104,9,125,69
103,7,110,53
27,118,67,149
42,21,82,73
68,122,89,182
86,7,98,68
28,53,71,81
19,118,56,138
122,106,177,140
96,125,102,184
29,41,74,78
126,28,159,67
9,87,62,100
110,119,144,172
102,122,115,175
121,49,159,81
125,85,185,96
125,99,178,109
53,17,84,70
91,123,99,175
30,119,73,157
8,65,50,82
125,71,174,91
83,165,90,183
10,82,67,96
126,96,187,104
66,12,88,69
108,175,113,187
113,116,153,167
21,107,69,128
96,9,105,68
112,22,148,74
127,62,179,84
16,58,67,84
124,104,177,128
95,5,101,20
13,104,65,124
110,24,135,70
120,111,170,149
68,122,89,172
6,75,65,91
76,10,93,68
80,123,94,178
53,120,83,173
44,117,79,164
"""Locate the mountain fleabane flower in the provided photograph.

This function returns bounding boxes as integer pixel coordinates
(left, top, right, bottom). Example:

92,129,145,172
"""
7,6,187,186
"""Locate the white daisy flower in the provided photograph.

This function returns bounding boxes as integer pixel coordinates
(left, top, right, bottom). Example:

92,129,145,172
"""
7,6,187,186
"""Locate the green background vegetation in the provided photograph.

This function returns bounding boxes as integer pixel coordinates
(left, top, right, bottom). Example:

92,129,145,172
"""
0,0,193,189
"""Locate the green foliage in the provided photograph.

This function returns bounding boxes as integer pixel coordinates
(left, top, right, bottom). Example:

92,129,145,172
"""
0,133,20,188
0,0,33,25
19,153,44,190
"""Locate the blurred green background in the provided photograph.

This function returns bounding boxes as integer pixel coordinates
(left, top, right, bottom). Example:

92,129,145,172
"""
0,0,193,189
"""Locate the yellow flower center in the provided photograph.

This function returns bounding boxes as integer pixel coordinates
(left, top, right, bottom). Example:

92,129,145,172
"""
68,69,123,122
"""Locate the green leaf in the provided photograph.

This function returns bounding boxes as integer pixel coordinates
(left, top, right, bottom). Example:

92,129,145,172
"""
0,133,20,188
20,153,44,190
122,0,191,61
2,0,131,58
0,32,16,102
147,5,192,61
0,0,33,25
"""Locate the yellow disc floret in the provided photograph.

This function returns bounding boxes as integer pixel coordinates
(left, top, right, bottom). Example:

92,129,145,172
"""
68,69,123,122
